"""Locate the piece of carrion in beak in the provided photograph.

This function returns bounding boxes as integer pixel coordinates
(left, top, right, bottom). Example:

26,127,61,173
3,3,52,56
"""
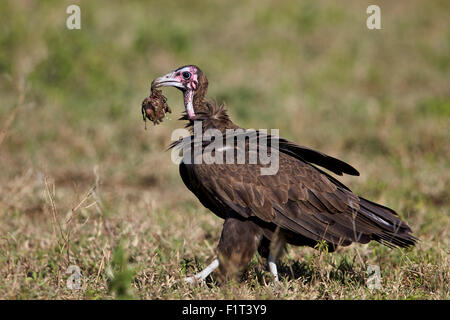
141,88,171,126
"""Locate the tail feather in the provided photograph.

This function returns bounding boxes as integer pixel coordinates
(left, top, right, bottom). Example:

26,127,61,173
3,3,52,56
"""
358,197,418,248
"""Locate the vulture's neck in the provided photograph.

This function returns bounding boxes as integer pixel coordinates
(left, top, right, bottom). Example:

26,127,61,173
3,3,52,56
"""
184,85,239,132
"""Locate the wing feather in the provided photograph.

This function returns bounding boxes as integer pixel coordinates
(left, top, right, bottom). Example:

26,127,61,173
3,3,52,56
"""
178,133,416,248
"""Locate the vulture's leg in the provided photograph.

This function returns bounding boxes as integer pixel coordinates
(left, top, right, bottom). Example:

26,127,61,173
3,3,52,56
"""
268,253,279,281
267,231,286,282
217,217,263,281
184,258,219,284
257,236,278,281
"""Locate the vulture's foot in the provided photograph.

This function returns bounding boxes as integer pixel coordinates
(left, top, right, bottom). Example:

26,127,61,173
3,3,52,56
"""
184,258,219,284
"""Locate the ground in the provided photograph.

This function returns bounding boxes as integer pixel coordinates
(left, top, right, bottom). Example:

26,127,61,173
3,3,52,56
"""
0,0,448,299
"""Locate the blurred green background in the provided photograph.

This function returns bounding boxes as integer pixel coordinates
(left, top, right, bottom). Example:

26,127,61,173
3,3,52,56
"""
0,0,448,299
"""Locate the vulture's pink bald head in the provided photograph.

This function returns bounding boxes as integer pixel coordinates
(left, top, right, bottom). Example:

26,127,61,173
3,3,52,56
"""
152,65,207,119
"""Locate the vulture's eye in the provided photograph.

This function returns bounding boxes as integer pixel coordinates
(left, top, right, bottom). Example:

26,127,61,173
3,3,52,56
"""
182,71,191,80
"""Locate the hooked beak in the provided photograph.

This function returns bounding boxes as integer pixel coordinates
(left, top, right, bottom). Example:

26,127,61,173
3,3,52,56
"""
151,69,196,120
151,72,184,90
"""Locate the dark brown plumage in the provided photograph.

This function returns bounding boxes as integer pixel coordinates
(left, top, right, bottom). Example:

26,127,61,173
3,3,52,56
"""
151,65,417,282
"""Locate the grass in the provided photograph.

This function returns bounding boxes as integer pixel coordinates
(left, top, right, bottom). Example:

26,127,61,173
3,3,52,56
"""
0,0,448,299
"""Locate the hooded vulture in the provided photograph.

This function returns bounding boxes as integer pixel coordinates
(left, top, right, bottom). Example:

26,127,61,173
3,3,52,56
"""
150,65,417,283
